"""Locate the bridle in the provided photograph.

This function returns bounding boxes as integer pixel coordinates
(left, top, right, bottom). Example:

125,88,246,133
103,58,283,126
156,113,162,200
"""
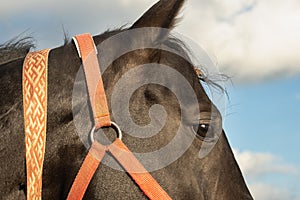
22,33,172,200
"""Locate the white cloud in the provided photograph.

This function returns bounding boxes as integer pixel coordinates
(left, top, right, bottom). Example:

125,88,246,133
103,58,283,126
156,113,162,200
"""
0,0,155,48
233,148,300,200
233,149,299,178
1,0,300,83
176,0,300,83
249,183,300,200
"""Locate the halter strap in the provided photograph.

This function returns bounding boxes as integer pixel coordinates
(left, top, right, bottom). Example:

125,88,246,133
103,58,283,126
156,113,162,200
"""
109,139,172,200
73,33,110,129
68,33,172,200
23,49,50,200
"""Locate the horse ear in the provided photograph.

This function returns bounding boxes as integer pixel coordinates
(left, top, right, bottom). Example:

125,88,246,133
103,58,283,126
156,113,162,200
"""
131,0,186,29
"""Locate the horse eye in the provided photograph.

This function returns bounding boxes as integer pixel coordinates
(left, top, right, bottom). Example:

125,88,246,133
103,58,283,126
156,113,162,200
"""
200,124,209,133
193,123,210,139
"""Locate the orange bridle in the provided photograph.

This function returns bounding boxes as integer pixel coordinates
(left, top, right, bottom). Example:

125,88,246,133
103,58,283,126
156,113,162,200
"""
22,33,172,200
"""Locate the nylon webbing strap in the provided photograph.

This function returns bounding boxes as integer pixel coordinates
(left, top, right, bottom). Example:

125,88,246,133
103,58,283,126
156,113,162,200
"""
68,33,172,200
23,49,50,200
73,33,111,129
68,140,172,200
67,142,106,200
109,139,172,200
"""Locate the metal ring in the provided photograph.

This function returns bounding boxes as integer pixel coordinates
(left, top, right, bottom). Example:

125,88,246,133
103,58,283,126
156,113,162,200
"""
89,121,122,144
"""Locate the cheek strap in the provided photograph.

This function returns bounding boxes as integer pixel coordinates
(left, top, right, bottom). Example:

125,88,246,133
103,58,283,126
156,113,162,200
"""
72,33,111,129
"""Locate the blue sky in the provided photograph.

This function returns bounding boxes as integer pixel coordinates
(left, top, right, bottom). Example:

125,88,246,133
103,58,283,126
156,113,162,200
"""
225,76,300,163
224,76,300,199
1,0,300,199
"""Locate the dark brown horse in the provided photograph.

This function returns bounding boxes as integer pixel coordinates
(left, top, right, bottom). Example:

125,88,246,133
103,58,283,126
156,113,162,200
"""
0,0,253,199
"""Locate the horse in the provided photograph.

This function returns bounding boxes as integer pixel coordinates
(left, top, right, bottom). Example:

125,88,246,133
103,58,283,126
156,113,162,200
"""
0,0,253,199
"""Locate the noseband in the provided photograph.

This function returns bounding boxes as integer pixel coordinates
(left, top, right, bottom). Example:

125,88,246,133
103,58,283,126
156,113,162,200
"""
23,33,172,200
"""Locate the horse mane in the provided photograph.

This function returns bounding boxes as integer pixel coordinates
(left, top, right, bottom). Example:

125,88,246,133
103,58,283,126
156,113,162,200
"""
0,28,228,94
166,35,229,95
0,34,35,66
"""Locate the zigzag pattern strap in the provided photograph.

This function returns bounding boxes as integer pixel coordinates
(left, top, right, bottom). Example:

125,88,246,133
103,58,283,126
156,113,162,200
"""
23,49,50,200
